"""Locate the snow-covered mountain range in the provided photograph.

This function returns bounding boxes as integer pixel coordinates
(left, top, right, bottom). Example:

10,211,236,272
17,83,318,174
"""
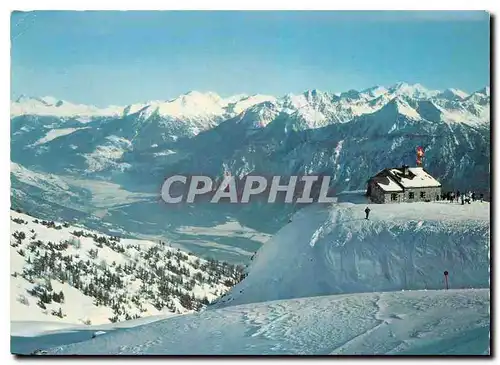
11,82,489,126
10,82,490,262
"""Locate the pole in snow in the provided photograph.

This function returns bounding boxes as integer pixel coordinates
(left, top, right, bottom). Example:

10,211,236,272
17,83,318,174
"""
444,271,449,290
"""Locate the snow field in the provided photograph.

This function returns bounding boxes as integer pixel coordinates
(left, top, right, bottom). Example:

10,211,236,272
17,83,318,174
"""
44,289,489,355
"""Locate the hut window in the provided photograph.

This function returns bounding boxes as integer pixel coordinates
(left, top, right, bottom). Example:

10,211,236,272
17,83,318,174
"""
391,193,398,201
409,192,415,199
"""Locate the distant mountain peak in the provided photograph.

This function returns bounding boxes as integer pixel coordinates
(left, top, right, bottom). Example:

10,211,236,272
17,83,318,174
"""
11,95,121,118
39,96,62,106
476,86,490,97
388,82,439,99
390,81,425,92
14,95,60,105
438,88,469,100
14,94,29,103
339,89,361,100
361,85,388,98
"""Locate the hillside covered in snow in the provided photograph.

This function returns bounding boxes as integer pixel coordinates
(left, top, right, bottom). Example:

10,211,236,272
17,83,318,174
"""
10,210,245,326
10,82,491,263
212,195,490,308
13,195,490,355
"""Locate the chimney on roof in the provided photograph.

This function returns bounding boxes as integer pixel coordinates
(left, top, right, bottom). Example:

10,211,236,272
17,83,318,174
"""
402,164,409,177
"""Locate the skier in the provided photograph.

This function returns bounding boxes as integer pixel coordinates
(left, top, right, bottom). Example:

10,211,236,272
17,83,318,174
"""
456,191,460,202
480,193,484,202
365,206,371,220
472,192,476,202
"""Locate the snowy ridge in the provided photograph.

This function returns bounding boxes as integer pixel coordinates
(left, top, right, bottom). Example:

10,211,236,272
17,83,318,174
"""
32,127,90,146
12,92,276,122
226,94,277,115
437,88,470,101
126,91,228,122
12,83,489,129
11,95,122,118
361,85,388,99
213,198,489,308
11,162,76,197
387,82,440,99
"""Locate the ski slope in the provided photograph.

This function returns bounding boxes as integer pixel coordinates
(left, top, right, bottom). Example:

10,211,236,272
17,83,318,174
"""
41,289,489,355
213,197,490,308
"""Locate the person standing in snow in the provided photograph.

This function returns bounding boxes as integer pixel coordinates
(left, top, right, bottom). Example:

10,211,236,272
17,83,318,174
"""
472,192,476,202
365,207,371,220
480,193,484,202
456,191,460,202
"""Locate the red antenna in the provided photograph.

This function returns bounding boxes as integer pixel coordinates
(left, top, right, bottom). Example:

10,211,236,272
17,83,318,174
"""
416,146,424,167
443,270,449,290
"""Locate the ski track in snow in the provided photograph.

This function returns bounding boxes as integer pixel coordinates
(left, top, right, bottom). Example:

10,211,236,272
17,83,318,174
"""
41,289,489,355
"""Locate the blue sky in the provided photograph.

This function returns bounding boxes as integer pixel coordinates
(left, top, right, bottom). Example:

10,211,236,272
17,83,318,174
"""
11,11,490,107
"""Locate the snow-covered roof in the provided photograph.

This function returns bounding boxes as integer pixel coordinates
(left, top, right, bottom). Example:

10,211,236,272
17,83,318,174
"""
388,167,441,189
375,176,403,192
